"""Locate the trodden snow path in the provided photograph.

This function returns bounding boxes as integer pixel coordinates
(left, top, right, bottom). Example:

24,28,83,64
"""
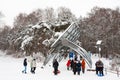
0,53,119,80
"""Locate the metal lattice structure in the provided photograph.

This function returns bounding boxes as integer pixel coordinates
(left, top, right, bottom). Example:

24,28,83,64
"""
43,22,92,68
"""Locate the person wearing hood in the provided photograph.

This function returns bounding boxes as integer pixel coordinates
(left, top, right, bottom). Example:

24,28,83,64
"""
22,58,27,74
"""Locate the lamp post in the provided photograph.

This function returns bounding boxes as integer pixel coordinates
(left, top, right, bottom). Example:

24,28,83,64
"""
96,40,102,58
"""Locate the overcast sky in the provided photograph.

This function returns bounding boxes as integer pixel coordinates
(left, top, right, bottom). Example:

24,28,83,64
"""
0,0,120,26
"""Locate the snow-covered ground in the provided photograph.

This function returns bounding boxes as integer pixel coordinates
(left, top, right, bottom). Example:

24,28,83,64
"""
0,51,120,80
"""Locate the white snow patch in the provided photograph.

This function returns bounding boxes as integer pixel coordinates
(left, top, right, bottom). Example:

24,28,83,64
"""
0,51,119,80
42,39,51,46
43,22,51,30
54,32,63,38
21,36,33,50
32,24,42,29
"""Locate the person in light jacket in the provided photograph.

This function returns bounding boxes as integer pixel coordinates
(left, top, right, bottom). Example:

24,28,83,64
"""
31,58,36,74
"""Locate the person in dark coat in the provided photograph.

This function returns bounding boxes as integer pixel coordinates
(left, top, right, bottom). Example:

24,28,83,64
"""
70,59,74,70
22,58,27,74
72,60,77,75
53,59,59,75
95,60,104,76
95,60,100,75
76,61,81,75
99,60,104,76
74,55,78,61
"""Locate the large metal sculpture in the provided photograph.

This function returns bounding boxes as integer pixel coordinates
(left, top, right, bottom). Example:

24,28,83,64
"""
43,22,92,68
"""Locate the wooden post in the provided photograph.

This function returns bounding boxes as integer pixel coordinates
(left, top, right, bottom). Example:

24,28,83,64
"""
116,67,119,77
105,67,107,75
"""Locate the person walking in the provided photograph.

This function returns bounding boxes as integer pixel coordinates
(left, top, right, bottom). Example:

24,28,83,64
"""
31,58,36,74
53,59,59,75
22,58,27,74
81,59,86,73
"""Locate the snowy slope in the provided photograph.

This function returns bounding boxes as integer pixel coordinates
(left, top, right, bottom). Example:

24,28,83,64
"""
0,51,119,80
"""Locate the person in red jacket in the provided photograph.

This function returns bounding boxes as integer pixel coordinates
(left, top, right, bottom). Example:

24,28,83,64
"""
66,59,71,70
81,59,86,73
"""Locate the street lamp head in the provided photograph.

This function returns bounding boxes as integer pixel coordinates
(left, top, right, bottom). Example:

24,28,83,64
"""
96,40,102,45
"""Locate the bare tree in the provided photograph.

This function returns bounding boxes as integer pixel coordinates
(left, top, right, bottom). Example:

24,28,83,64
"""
0,12,5,28
32,9,44,22
57,7,77,23
13,13,27,28
44,7,56,24
78,7,120,56
0,25,11,50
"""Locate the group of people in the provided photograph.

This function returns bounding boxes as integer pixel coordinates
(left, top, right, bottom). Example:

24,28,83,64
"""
66,58,86,75
52,57,86,75
22,56,104,76
22,58,37,74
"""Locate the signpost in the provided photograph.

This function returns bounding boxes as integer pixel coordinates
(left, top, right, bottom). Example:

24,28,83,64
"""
96,40,102,58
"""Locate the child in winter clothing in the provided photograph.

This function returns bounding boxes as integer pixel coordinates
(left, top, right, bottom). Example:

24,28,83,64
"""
66,59,71,70
22,58,27,74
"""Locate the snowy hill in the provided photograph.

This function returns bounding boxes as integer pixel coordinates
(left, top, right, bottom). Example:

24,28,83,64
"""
0,51,119,80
